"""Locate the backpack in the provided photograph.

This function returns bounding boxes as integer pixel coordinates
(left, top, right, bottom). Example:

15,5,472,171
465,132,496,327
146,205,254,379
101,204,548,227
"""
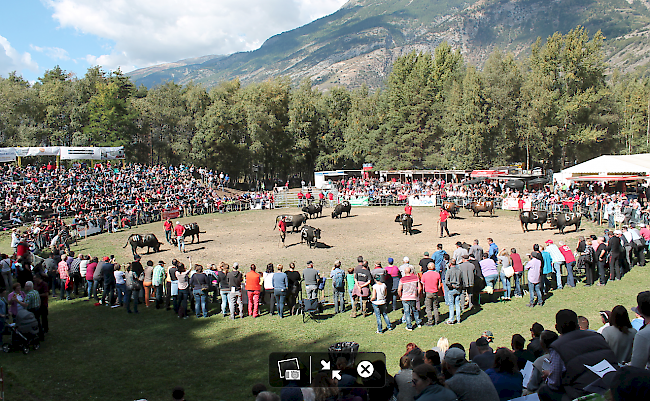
332,270,345,289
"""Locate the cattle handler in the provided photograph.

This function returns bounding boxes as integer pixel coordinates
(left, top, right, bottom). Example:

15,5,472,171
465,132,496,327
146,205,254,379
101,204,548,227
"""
439,207,451,238
278,217,287,248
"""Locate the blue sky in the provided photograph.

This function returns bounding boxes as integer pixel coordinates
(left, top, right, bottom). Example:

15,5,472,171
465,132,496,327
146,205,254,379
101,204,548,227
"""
0,0,348,82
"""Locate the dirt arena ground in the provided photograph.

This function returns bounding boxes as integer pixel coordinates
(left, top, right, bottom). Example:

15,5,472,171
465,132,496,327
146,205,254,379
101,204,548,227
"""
93,205,591,271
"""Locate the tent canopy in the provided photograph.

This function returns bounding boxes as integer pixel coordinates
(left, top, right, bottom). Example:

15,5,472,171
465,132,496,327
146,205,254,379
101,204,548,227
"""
555,153,650,185
562,154,650,175
567,175,646,182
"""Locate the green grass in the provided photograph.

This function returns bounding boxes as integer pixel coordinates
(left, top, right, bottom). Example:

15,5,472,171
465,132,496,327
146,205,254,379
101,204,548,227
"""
2,215,649,401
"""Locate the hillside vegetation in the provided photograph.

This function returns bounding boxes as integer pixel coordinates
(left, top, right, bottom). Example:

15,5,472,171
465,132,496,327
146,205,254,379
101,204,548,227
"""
130,0,650,90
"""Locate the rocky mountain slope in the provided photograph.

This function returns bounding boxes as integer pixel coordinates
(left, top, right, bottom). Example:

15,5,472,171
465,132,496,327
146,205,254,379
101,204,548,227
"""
129,0,650,90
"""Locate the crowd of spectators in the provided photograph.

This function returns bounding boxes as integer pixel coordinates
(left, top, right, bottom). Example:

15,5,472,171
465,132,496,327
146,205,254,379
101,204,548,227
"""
332,176,650,223
2,222,649,401
250,295,650,401
0,162,279,251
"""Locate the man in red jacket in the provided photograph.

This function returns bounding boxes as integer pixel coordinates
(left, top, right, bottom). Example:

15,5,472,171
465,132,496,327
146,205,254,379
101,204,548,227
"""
163,217,173,244
174,221,186,253
278,218,287,248
439,207,451,238
558,241,576,287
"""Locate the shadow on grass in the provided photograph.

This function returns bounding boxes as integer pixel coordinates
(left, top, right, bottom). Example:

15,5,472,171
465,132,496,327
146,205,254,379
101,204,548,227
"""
4,297,343,401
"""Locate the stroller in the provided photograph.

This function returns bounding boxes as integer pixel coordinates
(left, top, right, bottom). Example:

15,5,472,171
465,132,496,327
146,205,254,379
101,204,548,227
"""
297,285,323,323
2,309,40,354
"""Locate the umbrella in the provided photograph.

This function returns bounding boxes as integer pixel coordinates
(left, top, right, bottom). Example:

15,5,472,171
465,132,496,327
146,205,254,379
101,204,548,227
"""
504,180,525,190
528,177,549,185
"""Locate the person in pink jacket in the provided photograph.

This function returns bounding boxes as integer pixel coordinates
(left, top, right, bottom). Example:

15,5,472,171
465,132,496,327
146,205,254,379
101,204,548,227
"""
58,258,70,300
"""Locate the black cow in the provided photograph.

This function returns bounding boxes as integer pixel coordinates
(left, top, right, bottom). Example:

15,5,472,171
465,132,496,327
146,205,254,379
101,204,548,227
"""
182,223,201,243
442,202,460,218
274,214,308,233
123,233,162,256
520,210,548,232
331,201,351,219
550,212,582,234
395,214,413,235
469,201,494,217
302,202,323,218
301,225,321,248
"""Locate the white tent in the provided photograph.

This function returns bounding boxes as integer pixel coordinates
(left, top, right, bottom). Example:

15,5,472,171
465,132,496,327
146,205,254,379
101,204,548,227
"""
554,153,650,185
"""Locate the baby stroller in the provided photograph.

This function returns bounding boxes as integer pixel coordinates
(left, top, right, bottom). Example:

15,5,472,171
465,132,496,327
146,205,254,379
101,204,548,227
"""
297,286,323,323
2,309,40,354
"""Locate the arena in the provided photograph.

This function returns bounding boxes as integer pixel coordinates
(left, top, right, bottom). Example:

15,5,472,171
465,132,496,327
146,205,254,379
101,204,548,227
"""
79,207,583,275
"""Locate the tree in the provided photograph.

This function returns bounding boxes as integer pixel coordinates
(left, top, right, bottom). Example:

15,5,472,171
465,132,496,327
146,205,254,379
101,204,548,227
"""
317,86,352,170
83,69,138,153
289,79,326,177
242,78,292,180
193,79,249,179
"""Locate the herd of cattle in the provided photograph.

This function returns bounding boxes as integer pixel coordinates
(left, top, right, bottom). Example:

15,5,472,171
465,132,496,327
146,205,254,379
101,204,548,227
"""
272,200,353,248
117,199,582,256
519,210,582,234
440,201,582,234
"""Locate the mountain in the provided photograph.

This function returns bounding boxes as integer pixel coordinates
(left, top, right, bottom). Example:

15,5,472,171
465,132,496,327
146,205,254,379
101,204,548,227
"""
129,0,650,90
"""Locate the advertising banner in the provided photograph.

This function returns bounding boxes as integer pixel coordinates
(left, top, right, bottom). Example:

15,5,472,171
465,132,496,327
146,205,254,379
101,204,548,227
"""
26,147,60,156
501,198,532,211
60,147,102,160
408,196,437,207
0,148,17,162
346,196,369,206
101,147,125,160
162,207,181,220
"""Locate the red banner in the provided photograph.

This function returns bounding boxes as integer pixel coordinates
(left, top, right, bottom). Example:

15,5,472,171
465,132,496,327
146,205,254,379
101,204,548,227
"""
162,207,181,220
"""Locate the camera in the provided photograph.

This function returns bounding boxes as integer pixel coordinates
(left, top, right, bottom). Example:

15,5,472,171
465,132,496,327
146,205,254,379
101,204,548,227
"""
285,370,300,380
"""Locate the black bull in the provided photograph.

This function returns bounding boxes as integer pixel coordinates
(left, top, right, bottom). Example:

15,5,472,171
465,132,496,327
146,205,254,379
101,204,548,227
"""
301,225,321,248
302,203,323,218
183,223,201,243
395,214,413,235
123,234,162,255
520,210,548,232
274,214,308,233
550,213,582,234
331,201,351,218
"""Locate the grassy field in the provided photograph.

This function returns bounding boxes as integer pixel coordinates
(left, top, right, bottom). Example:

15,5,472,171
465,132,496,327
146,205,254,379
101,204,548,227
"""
1,208,648,401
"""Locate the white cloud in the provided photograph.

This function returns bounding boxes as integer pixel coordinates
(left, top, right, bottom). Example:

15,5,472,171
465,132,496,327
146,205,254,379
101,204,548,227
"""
45,0,348,72
0,35,39,76
30,45,70,60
